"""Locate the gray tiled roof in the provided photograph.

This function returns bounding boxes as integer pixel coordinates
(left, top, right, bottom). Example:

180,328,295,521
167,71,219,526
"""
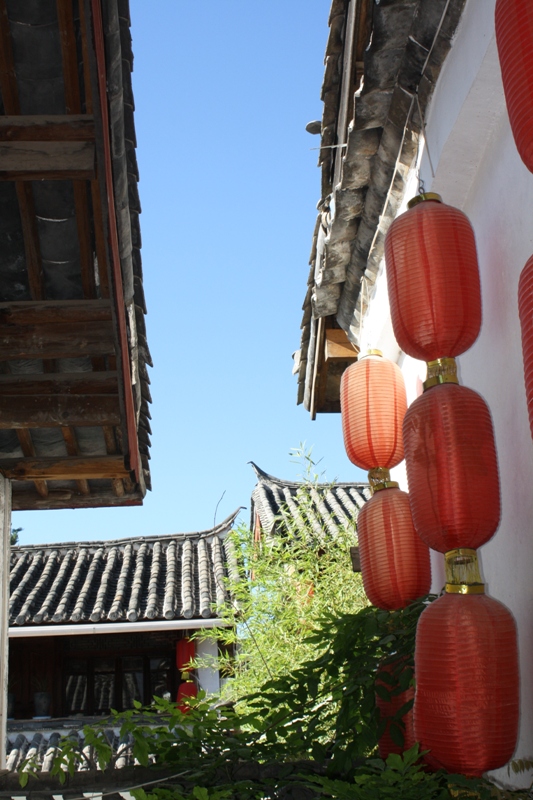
6,721,138,772
9,512,240,628
250,463,370,541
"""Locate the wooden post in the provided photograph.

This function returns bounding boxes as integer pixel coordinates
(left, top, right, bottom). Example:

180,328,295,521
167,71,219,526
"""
0,476,11,768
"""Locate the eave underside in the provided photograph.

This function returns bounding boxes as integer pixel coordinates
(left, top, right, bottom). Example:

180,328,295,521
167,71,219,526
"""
0,0,152,509
297,0,468,415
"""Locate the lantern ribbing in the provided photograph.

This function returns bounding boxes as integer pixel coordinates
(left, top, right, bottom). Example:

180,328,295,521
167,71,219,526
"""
384,193,518,775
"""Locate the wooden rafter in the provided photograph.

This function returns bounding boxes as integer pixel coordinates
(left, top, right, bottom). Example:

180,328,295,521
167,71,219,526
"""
61,427,90,496
15,431,48,499
0,2,46,301
57,0,97,299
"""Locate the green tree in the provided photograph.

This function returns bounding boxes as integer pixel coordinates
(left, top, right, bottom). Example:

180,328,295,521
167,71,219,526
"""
10,526,22,545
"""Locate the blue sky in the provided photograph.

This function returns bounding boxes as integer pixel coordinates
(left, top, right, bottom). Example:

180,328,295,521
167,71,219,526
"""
14,1,366,544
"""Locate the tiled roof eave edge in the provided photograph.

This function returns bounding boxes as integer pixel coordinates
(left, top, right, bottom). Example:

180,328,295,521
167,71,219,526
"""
11,508,243,555
9,617,231,637
299,0,470,379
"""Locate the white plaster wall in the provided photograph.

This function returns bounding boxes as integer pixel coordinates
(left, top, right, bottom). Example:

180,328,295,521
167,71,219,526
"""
195,637,221,695
360,0,533,785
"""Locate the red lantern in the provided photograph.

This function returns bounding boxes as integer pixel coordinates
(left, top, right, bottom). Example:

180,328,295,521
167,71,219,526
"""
341,353,407,471
518,255,533,439
176,637,195,672
403,383,500,552
357,487,431,609
376,659,415,758
177,680,198,712
414,593,519,776
496,0,533,172
384,196,481,361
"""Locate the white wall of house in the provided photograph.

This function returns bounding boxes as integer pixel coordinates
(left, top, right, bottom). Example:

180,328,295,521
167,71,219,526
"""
196,637,221,695
360,0,533,786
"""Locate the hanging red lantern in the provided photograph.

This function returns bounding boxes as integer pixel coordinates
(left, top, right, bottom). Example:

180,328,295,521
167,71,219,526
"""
518,255,533,439
496,0,533,172
414,592,519,776
176,637,195,673
177,680,198,712
341,352,407,471
357,486,431,609
375,658,415,758
403,382,500,552
384,195,481,361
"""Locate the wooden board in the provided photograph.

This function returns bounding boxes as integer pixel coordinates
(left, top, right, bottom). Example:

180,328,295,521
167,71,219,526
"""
0,455,130,480
0,140,95,180
0,114,94,141
0,321,115,359
0,394,120,428
0,299,112,325
324,328,359,361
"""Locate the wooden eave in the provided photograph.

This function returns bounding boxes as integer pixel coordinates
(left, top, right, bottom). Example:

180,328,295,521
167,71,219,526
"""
0,0,151,510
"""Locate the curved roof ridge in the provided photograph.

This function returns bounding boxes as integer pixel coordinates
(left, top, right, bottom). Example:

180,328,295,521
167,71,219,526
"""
12,508,243,554
249,462,368,490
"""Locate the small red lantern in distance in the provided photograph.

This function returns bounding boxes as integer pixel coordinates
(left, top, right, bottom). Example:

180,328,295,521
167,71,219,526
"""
376,658,416,759
414,593,519,776
496,0,533,172
340,352,407,471
384,194,481,362
177,680,198,713
176,637,195,672
403,383,501,552
357,487,431,610
518,255,533,440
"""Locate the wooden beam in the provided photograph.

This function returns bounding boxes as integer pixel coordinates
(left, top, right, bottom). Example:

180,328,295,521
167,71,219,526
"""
0,321,115,360
0,371,118,395
0,298,111,325
0,115,95,142
0,140,95,181
0,393,120,428
0,455,130,481
12,488,143,511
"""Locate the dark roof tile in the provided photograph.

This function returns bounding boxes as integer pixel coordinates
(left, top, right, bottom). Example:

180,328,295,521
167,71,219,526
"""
9,512,240,628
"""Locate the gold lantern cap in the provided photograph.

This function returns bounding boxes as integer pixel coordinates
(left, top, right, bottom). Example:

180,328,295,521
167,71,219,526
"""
423,357,459,391
367,467,398,493
408,192,443,209
361,349,383,359
444,548,485,595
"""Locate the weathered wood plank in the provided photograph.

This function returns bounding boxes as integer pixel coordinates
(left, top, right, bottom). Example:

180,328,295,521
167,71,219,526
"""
324,328,359,361
0,455,129,480
0,371,118,395
0,298,112,325
0,115,95,141
0,320,115,359
12,488,142,511
0,140,95,180
0,394,120,427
